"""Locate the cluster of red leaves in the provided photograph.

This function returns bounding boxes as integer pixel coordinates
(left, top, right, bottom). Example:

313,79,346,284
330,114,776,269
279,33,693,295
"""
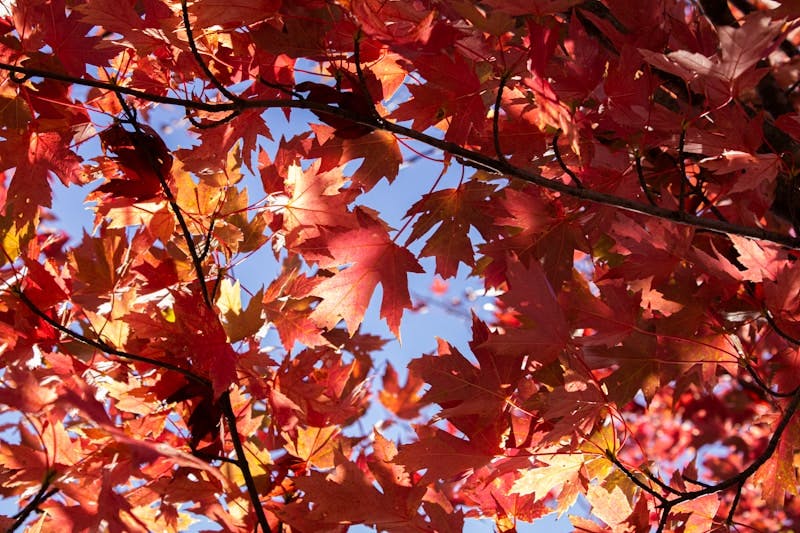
2,0,800,531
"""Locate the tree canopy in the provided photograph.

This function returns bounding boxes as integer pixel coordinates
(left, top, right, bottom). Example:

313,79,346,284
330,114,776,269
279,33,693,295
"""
2,0,800,531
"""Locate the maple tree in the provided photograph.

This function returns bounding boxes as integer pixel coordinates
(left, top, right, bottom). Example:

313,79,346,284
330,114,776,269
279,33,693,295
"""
5,0,800,531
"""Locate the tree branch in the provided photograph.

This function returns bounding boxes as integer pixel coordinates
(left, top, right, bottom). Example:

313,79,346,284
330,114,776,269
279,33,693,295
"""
2,61,799,249
608,385,800,527
676,386,800,500
633,150,659,206
15,287,210,387
116,98,214,308
116,82,270,532
725,481,745,526
220,393,272,533
180,0,239,103
9,473,58,532
553,129,582,188
492,72,510,166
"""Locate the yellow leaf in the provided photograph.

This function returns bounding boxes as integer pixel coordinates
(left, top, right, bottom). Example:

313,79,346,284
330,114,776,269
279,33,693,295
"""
511,453,584,501
220,287,265,343
0,85,32,129
161,306,176,323
283,426,341,469
0,217,34,265
217,279,242,315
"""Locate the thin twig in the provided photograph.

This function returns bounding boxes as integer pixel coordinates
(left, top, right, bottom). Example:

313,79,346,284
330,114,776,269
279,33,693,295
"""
669,131,728,221
9,475,58,532
655,502,672,533
116,98,270,533
553,129,582,187
180,0,239,102
199,217,216,262
492,72,510,166
604,450,667,504
15,288,210,387
674,386,800,501
116,97,213,308
681,475,714,489
8,70,31,83
351,31,384,125
258,76,303,99
186,109,240,129
726,482,744,525
220,392,272,533
193,450,240,465
211,270,224,302
741,357,798,398
786,78,800,96
678,126,687,213
640,466,684,497
679,166,728,221
609,386,800,528
763,305,800,346
634,150,658,206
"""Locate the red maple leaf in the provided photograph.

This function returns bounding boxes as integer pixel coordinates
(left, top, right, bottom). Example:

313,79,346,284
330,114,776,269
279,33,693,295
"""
405,181,498,278
482,257,571,365
303,220,423,337
2,129,87,220
379,362,425,420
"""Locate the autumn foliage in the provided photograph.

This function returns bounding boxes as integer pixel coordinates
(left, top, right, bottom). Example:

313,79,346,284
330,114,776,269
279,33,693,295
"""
4,0,800,531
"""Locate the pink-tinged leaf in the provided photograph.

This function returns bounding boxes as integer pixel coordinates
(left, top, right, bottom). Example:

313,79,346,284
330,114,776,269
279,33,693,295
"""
274,162,357,246
21,257,69,310
3,130,88,220
351,0,435,44
730,234,787,282
73,0,146,35
481,0,583,16
309,125,403,192
379,362,425,419
700,151,780,193
640,12,783,102
586,484,633,527
396,425,492,484
39,0,118,76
